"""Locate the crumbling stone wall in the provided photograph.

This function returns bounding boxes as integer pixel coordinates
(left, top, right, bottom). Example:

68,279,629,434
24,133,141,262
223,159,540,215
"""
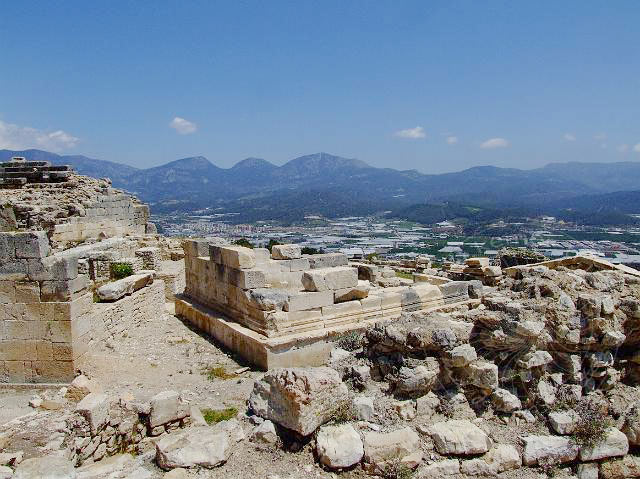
0,230,166,383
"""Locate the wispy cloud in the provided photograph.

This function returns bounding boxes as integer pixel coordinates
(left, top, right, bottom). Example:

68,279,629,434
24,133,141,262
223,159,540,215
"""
170,117,197,135
564,133,576,141
634,143,640,153
0,119,79,153
618,144,629,153
394,126,426,139
480,137,509,149
446,136,458,145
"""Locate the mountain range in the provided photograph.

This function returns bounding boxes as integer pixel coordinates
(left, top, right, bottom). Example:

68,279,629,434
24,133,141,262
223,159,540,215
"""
2,149,640,225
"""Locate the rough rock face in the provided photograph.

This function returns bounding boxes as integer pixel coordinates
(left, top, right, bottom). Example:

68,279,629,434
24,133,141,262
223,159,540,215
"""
155,420,244,470
13,456,76,479
428,420,492,455
579,428,629,461
315,424,364,469
248,367,349,436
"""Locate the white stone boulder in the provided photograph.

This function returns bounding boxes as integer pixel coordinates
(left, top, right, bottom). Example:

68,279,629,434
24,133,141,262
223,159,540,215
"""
444,344,477,368
549,409,578,435
579,427,629,461
464,361,499,391
491,389,521,413
460,458,498,476
248,367,349,436
428,420,491,455
149,391,189,428
600,455,640,479
302,267,358,292
316,424,364,469
484,444,521,472
363,427,421,472
271,244,302,260
521,435,578,466
96,273,153,301
210,245,256,268
155,420,244,469
14,456,76,479
250,420,278,444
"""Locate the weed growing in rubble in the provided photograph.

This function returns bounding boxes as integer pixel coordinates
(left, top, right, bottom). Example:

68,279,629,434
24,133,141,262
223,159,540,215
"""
201,407,238,424
202,365,234,380
395,271,413,280
382,459,414,479
571,399,610,448
330,401,357,424
111,262,134,279
336,331,365,352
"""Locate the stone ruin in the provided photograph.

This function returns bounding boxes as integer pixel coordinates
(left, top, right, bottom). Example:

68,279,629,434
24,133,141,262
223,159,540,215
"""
0,160,184,384
176,241,482,369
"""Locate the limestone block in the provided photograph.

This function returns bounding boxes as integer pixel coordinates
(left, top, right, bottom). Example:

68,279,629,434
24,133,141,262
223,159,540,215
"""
302,267,358,292
244,288,289,311
76,392,110,434
248,367,349,436
253,248,271,264
428,420,492,455
357,264,378,282
210,245,255,269
322,301,363,321
306,253,348,269
155,420,244,470
271,244,302,260
439,281,470,303
149,390,189,427
277,258,310,272
183,239,211,258
284,291,334,312
0,281,15,303
521,435,578,465
0,234,15,260
363,427,421,472
14,231,50,259
14,282,40,303
334,282,370,303
96,273,153,301
484,444,521,472
400,284,443,308
579,427,629,461
226,266,267,290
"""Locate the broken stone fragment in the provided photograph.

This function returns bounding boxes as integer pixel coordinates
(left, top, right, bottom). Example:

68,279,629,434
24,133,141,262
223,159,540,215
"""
271,244,302,260
149,390,189,428
491,389,521,413
483,444,521,472
316,424,364,469
248,367,349,436
548,409,578,435
428,420,492,455
521,435,578,466
363,427,421,473
96,273,153,301
75,392,109,435
155,420,244,470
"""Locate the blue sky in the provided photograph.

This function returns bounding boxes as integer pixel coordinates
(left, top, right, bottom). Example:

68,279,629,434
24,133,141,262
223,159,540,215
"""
1,1,638,173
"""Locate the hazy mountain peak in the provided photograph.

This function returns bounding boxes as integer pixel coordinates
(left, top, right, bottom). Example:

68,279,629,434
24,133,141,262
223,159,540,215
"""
160,156,216,170
231,157,276,170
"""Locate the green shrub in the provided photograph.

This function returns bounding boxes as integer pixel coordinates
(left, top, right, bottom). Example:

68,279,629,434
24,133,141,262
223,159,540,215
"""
395,271,413,280
202,365,234,380
232,238,254,248
330,401,357,424
201,407,238,424
382,459,414,479
572,399,610,448
111,262,134,279
301,247,324,255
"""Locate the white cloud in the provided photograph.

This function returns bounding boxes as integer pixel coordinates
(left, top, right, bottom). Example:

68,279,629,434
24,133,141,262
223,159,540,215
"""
564,133,576,141
0,120,79,153
446,136,458,145
170,117,197,135
618,144,629,153
394,126,426,139
633,143,640,153
480,137,509,149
